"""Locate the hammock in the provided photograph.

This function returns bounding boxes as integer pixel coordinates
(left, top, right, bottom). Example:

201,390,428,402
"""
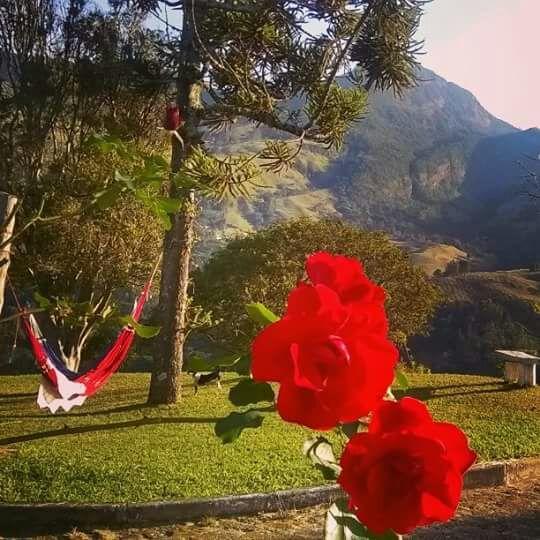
11,261,159,414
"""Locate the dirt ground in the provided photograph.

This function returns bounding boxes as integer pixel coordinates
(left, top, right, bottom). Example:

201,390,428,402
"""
17,479,539,540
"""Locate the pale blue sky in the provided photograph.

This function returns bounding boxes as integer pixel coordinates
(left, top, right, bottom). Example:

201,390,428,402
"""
419,0,538,129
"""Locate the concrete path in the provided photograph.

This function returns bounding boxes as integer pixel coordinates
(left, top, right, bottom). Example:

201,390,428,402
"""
21,479,538,540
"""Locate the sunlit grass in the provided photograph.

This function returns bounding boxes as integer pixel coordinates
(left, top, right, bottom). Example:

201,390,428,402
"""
0,372,538,503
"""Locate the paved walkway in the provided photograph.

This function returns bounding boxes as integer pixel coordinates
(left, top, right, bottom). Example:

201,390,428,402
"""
40,480,540,540
3,480,539,539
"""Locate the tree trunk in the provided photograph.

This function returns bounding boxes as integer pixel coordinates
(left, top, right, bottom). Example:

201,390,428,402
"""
0,192,17,316
148,189,197,403
147,4,203,404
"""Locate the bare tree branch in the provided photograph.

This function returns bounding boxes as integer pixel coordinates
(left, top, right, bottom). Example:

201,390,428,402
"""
0,308,45,325
205,103,329,143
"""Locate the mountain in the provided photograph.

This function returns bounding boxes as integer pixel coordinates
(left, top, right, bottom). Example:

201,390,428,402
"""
200,68,540,267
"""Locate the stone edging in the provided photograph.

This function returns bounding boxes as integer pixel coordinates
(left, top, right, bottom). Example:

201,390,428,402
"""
0,457,538,535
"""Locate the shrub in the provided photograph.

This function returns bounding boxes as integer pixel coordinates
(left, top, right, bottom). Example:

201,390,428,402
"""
193,218,441,352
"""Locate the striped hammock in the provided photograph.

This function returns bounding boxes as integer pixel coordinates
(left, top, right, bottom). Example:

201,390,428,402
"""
17,279,153,414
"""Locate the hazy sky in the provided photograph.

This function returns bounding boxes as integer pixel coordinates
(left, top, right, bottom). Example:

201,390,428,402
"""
419,0,538,129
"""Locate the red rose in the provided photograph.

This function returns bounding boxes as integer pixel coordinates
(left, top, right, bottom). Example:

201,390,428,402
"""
306,252,388,334
338,397,476,535
251,253,398,430
306,252,386,306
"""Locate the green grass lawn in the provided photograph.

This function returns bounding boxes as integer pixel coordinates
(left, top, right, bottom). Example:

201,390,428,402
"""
0,373,538,503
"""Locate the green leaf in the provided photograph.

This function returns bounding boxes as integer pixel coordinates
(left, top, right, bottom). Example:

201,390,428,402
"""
155,197,183,214
368,530,399,540
227,354,251,375
114,170,135,190
86,133,119,154
303,436,341,480
394,369,409,390
119,315,161,338
186,354,245,374
173,171,202,190
33,291,51,310
144,154,169,169
228,378,275,406
137,194,173,230
214,409,264,443
133,191,174,229
325,501,353,540
86,134,134,159
316,463,341,481
94,184,124,210
215,354,244,369
155,209,172,230
245,303,279,326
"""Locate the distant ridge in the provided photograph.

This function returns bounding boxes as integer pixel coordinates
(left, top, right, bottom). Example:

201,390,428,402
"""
200,66,539,267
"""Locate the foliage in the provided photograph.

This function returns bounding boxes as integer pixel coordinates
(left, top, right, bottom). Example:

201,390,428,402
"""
228,378,275,407
0,372,538,503
410,271,540,374
107,0,427,403
87,134,183,229
8,140,164,368
413,298,540,375
351,0,426,95
193,218,442,351
325,499,399,540
214,409,266,443
0,0,170,366
198,67,535,273
306,85,368,150
0,0,167,198
303,436,341,481
177,146,265,200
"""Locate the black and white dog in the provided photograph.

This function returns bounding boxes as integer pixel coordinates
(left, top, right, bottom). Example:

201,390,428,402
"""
190,369,222,394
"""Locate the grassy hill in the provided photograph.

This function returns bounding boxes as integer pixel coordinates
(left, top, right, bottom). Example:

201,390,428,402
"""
0,373,538,504
439,270,540,305
410,243,468,276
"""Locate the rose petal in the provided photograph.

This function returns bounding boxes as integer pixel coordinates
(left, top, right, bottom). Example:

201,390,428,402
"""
290,342,325,391
369,397,433,435
286,283,347,327
306,252,386,305
251,318,298,382
339,431,463,535
426,422,477,475
276,381,337,430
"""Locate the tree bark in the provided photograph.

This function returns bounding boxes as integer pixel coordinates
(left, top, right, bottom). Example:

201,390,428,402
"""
147,4,203,404
0,192,17,316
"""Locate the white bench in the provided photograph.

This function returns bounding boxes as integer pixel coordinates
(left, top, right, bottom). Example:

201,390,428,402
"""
495,350,538,387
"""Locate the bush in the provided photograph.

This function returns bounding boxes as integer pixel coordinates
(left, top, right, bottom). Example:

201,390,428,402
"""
193,218,442,352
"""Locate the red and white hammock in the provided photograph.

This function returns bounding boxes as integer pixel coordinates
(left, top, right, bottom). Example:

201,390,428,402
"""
14,268,157,413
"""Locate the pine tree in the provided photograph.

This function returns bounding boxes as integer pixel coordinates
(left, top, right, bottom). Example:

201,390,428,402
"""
114,0,428,404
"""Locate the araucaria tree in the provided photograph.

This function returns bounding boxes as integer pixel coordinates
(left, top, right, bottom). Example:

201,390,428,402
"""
117,0,427,404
